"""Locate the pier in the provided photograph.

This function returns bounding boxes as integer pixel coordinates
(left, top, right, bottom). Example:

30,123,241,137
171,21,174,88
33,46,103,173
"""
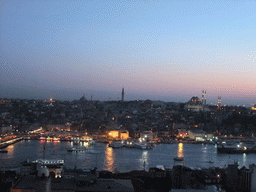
0,137,23,149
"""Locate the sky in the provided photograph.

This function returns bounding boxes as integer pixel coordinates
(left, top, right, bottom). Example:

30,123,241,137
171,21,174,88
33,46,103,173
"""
1,0,256,106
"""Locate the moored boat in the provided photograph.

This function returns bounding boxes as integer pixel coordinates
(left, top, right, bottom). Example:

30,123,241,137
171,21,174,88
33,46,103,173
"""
217,144,256,154
134,142,152,149
108,141,125,148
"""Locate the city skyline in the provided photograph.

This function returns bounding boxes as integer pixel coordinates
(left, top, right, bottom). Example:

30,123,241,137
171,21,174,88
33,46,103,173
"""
1,0,256,106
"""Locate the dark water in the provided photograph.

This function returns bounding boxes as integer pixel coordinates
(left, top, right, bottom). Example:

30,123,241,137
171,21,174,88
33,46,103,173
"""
0,140,255,172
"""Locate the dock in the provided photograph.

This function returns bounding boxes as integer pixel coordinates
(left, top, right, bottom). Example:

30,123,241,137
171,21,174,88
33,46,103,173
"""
0,137,23,149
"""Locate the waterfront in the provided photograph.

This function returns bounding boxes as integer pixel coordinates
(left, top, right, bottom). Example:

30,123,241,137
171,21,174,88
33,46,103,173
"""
0,140,255,173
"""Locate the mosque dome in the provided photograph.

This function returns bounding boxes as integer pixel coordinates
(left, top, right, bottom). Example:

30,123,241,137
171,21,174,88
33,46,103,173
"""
188,96,201,105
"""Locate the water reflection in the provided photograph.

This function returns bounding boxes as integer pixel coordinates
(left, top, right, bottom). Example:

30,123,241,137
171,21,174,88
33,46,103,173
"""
178,143,183,157
104,147,115,172
242,153,247,167
3,141,256,172
202,145,207,153
6,144,15,158
140,151,148,170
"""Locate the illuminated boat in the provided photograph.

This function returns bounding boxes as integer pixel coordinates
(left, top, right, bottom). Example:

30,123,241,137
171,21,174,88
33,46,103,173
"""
134,142,152,149
217,144,256,154
108,141,125,148
134,143,147,149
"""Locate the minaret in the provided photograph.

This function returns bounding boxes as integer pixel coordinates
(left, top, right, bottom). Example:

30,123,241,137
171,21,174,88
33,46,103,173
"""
217,96,221,110
121,88,124,101
202,90,204,106
204,91,207,105
202,90,206,106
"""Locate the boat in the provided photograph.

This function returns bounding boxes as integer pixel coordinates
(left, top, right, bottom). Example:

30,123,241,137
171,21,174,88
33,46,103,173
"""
108,141,125,148
0,149,8,153
134,143,147,149
173,157,184,161
134,142,152,149
67,147,87,152
217,144,256,154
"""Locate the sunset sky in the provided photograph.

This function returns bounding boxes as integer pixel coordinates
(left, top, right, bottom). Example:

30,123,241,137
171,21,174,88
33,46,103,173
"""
1,0,256,106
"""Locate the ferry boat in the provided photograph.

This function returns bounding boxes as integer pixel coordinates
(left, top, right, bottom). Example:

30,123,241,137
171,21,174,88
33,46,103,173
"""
134,143,147,149
134,142,153,149
108,141,125,148
217,144,256,154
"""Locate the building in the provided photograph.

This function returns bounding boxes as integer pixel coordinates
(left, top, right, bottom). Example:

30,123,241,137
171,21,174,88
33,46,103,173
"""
170,185,218,192
11,168,134,192
188,130,205,141
184,96,210,112
140,131,154,141
149,167,166,178
106,130,129,140
250,164,256,192
11,176,51,192
184,96,204,112
0,126,12,134
226,162,239,188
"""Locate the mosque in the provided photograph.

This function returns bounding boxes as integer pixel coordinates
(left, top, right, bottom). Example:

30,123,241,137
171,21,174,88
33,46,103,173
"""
184,91,210,112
